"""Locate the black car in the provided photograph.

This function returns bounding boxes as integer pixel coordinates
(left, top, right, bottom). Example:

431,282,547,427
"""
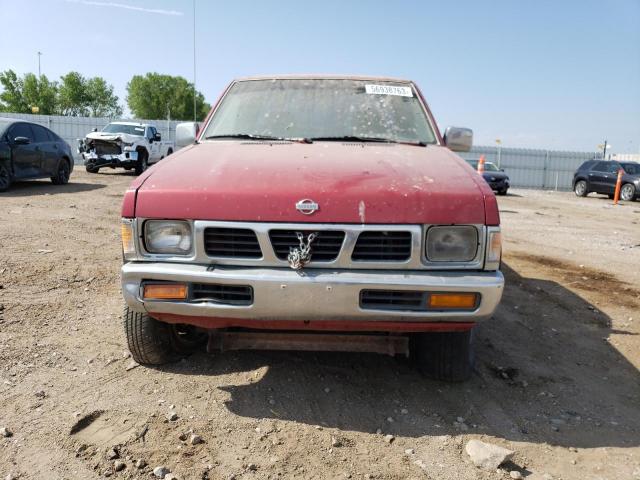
573,160,639,201
466,159,510,195
0,118,74,192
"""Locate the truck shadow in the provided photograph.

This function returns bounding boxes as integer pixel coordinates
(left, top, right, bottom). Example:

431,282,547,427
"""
159,261,640,449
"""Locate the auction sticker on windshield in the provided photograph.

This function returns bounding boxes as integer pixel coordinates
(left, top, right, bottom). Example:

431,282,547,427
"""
365,84,413,97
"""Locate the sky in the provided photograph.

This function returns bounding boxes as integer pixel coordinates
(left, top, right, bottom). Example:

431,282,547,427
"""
0,0,638,153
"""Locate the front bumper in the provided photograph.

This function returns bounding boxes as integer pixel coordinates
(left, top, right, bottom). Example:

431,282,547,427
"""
122,262,504,328
487,178,509,191
82,150,138,168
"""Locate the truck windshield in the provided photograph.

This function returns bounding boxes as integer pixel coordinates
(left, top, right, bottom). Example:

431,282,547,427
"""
203,79,437,145
102,123,145,136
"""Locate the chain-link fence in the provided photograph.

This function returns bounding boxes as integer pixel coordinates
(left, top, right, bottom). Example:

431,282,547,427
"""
1,112,599,190
459,146,594,191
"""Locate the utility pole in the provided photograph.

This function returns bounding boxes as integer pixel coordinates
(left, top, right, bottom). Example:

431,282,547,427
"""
603,140,608,160
37,51,42,77
193,0,197,122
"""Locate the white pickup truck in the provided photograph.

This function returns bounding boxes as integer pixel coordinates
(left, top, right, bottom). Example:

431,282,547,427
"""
79,122,174,175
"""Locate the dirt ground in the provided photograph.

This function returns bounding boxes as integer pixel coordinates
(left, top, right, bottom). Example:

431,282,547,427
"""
1,170,639,480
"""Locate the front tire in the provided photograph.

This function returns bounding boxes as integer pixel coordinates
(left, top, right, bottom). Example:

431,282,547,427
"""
123,307,177,365
85,164,99,174
574,180,588,197
410,329,475,382
51,159,70,185
620,183,636,202
497,188,508,196
134,150,148,175
0,162,11,192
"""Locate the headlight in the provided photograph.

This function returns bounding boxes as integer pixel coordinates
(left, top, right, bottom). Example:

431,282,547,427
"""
425,226,478,262
144,220,192,255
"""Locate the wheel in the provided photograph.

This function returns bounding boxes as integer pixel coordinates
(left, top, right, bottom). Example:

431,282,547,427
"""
0,162,11,192
410,329,475,382
123,306,205,364
620,183,636,201
123,306,178,365
497,189,508,196
51,159,70,185
574,180,588,197
166,149,173,156
85,164,99,173
608,194,614,199
134,150,148,175
170,324,207,354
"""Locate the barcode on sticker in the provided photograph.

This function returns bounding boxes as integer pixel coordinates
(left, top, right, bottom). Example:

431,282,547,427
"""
365,85,413,97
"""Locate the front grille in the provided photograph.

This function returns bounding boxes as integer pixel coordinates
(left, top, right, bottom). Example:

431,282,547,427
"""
269,230,345,261
360,290,425,311
204,228,262,258
93,141,122,155
352,231,412,261
191,283,253,305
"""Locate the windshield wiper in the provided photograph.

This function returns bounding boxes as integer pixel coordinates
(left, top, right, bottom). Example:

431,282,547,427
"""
308,135,427,146
204,133,309,143
308,135,394,143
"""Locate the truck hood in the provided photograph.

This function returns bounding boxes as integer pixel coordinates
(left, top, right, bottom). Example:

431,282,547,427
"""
85,131,139,143
134,142,491,224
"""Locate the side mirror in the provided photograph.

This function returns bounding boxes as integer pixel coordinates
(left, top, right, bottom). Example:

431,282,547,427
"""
154,132,162,141
14,136,30,145
176,122,198,147
443,127,473,152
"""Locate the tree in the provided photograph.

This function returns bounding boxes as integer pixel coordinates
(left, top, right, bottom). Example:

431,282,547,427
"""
0,69,57,114
85,77,122,117
0,69,121,117
58,71,122,117
57,71,87,116
126,73,209,121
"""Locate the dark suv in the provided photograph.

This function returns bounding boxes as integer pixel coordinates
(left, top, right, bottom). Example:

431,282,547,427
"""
573,160,639,201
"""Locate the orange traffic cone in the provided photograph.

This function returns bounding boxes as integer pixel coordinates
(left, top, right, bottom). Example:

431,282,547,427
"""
477,155,485,174
613,168,624,205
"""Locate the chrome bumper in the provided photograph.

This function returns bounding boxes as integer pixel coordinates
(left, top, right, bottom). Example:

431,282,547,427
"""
122,262,504,323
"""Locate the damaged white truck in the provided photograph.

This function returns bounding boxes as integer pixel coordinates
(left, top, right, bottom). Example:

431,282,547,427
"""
79,122,174,175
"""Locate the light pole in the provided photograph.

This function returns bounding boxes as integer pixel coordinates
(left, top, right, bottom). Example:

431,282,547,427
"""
193,0,197,122
495,138,502,168
37,51,42,77
167,104,171,141
598,141,611,160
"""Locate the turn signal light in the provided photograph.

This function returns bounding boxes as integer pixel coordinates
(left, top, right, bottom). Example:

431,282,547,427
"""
143,283,188,300
121,219,136,260
428,293,478,310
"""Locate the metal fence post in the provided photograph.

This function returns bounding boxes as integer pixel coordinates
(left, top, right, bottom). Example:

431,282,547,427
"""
542,150,549,189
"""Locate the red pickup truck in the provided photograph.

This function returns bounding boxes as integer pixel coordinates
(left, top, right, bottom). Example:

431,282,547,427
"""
120,76,503,381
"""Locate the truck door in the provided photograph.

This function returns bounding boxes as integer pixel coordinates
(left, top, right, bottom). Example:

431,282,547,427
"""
8,123,42,179
147,126,161,162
